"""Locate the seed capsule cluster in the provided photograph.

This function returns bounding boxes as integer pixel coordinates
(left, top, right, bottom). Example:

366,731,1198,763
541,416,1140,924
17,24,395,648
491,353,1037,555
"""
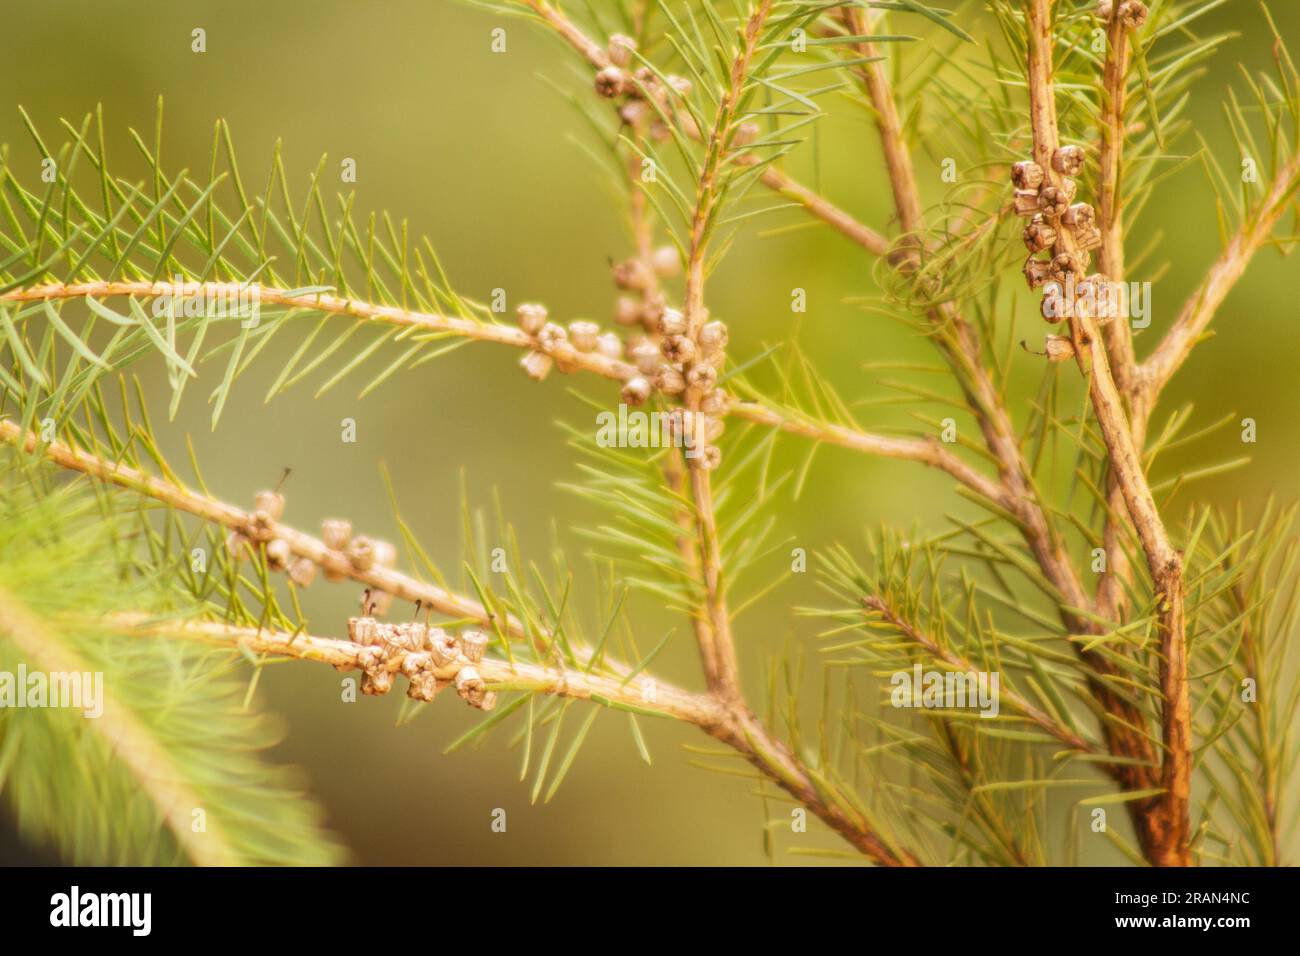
346,610,498,710
1098,0,1148,28
509,33,734,470
1011,145,1117,326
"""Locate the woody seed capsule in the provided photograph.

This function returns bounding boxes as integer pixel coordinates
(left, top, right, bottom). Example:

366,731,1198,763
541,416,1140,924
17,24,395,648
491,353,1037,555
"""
428,629,459,666
621,376,652,406
1052,252,1085,281
455,666,487,708
1013,190,1042,217
1023,256,1053,289
596,332,623,360
520,350,554,381
699,390,728,417
288,556,317,588
652,245,680,277
516,302,549,335
265,538,291,570
347,536,377,570
322,518,352,551
1061,203,1095,228
607,33,636,67
631,341,661,374
661,334,696,364
613,258,653,291
657,307,687,337
225,531,250,562
1010,161,1045,191
1043,335,1076,362
615,296,643,327
254,490,285,521
698,446,722,471
1118,1,1148,29
595,66,627,98
1052,145,1086,177
460,629,489,663
538,323,568,352
568,320,600,352
699,320,728,353
1039,183,1075,216
685,362,717,392
655,365,687,395
1023,215,1057,253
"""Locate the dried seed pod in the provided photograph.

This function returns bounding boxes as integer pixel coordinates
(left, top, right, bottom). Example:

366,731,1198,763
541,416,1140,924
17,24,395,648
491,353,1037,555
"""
1061,203,1095,229
1052,145,1086,177
247,509,275,540
479,691,499,712
1023,215,1057,253
520,350,554,381
373,540,397,569
1097,0,1114,17
661,334,696,365
1034,180,1076,214
347,535,377,570
697,445,722,471
614,296,643,327
699,320,728,354
607,33,636,67
595,66,627,98
632,66,662,98
657,307,687,337
225,531,250,562
516,302,549,335
322,518,352,551
1079,274,1120,320
455,666,487,707
621,375,652,406
702,415,725,443
1013,190,1042,217
1075,223,1103,251
254,490,285,521
1039,183,1075,216
699,390,729,417
1040,283,1071,322
630,341,661,375
651,245,680,277
427,629,459,667
460,629,489,663
361,669,394,696
1118,0,1147,29
288,556,317,588
618,99,648,125
538,322,568,352
1051,251,1085,281
1010,161,1045,191
349,616,378,646
685,362,718,392
568,320,600,352
613,258,653,291
666,75,692,98
403,653,439,702
1043,335,1076,362
654,364,687,395
1024,256,1053,289
595,332,623,360
639,292,666,329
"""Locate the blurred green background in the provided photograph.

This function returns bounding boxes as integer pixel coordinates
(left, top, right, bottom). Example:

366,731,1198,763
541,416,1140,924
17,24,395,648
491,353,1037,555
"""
0,1,1296,865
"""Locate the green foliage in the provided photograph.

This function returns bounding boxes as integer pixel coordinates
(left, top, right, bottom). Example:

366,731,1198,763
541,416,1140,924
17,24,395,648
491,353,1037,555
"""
0,457,346,864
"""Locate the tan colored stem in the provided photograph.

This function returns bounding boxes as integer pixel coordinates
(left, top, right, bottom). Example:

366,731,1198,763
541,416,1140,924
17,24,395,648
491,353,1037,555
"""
1024,0,1189,866
107,613,722,726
